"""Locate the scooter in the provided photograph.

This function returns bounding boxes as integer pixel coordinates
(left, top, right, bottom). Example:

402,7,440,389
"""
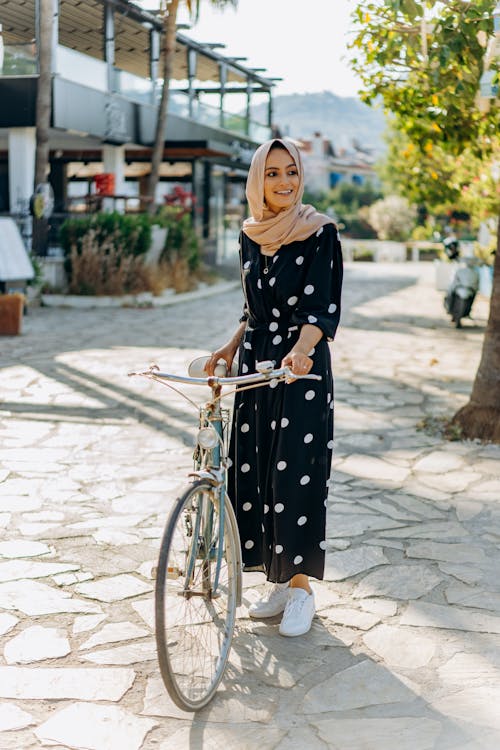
443,240,479,328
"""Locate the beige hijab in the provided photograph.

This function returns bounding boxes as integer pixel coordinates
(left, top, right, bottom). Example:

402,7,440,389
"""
242,138,335,254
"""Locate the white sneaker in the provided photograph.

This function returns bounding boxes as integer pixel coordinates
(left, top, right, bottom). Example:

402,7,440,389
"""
248,582,290,618
279,588,315,637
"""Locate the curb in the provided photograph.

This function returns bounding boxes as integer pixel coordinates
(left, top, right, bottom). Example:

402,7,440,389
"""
41,280,240,309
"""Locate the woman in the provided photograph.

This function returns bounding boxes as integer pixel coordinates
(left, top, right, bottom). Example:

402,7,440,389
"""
206,138,343,637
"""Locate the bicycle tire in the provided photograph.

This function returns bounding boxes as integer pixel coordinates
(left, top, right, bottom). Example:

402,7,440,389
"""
155,479,239,711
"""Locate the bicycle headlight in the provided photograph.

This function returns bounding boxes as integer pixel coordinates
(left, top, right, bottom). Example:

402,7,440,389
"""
197,427,219,450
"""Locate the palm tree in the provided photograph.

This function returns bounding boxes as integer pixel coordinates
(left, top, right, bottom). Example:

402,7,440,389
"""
32,0,53,254
145,0,238,214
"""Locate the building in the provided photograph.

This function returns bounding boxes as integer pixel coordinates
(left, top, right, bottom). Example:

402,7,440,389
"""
0,0,276,261
300,132,377,195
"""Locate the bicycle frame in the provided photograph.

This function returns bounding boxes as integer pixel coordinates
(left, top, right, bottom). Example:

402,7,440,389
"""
129,361,321,603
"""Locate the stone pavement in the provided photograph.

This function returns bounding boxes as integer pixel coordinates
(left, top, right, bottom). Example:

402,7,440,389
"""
0,262,499,750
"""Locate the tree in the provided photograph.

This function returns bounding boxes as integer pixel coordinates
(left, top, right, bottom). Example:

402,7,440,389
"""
368,195,416,240
32,0,54,255
350,0,500,442
145,0,238,214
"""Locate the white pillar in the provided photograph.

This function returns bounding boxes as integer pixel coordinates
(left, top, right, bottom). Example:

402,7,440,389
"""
102,144,126,213
8,127,36,214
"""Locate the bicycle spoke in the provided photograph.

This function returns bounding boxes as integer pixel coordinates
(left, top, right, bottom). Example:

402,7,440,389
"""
155,481,238,709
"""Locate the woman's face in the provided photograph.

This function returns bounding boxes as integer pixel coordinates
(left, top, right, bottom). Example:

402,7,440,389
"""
263,147,300,214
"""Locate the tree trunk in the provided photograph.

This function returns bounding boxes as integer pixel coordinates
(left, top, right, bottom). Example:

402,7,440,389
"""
145,0,180,215
32,0,53,255
452,215,500,442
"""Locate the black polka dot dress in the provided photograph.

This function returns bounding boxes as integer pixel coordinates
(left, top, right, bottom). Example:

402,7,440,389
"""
227,223,343,583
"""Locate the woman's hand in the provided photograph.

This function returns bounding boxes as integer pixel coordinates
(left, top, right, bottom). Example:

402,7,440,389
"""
204,343,238,376
205,321,246,376
281,349,313,378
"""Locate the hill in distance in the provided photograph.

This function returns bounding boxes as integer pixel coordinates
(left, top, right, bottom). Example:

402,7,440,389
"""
253,90,386,154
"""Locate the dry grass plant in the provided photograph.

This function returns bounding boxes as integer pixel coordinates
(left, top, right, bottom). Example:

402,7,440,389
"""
67,231,205,297
69,231,154,296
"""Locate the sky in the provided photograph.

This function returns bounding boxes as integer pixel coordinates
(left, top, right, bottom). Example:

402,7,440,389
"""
137,0,362,98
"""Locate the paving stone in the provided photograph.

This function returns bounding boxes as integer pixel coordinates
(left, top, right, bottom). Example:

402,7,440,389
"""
359,598,398,617
142,676,277,722
354,563,442,600
389,493,446,519
455,501,484,521
380,521,467,540
401,481,451,503
327,539,352,551
363,624,436,668
0,703,34,732
0,496,42,513
75,574,153,602
22,510,65,522
364,538,405,550
311,717,442,750
445,584,500,613
4,625,71,664
35,703,156,750
0,614,18,636
438,562,500,590
79,621,149,650
431,686,500,731
0,580,102,615
72,614,107,634
52,570,94,585
131,598,155,629
327,514,405,538
136,560,156,580
357,497,421,521
321,607,381,630
0,559,80,582
406,542,486,564
93,529,143,545
418,471,483,494
334,455,410,483
313,585,343,611
0,666,136,700
473,479,500,495
302,659,417,712
400,602,500,634
69,514,147,530
269,725,324,750
323,546,389,582
414,451,466,473
438,652,500,686
159,723,284,750
81,641,156,665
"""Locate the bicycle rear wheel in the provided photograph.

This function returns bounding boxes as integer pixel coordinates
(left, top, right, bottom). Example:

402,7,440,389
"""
155,479,239,711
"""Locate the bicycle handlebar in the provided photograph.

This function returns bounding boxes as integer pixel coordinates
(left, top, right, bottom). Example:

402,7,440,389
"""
128,363,321,387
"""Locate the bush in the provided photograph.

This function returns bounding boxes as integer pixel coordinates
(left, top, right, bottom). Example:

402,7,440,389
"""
59,212,152,258
59,213,155,296
340,214,378,239
66,231,154,296
156,207,200,272
368,195,417,241
59,209,202,296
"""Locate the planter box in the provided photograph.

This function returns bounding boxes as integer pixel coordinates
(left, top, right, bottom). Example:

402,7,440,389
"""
0,293,24,335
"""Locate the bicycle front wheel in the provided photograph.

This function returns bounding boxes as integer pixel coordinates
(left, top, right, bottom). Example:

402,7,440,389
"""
155,479,239,711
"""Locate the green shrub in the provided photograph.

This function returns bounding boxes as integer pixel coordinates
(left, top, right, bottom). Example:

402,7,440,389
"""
156,207,200,272
59,212,152,258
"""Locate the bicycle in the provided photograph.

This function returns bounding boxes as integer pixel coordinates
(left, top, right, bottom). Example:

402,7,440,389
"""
129,358,321,711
